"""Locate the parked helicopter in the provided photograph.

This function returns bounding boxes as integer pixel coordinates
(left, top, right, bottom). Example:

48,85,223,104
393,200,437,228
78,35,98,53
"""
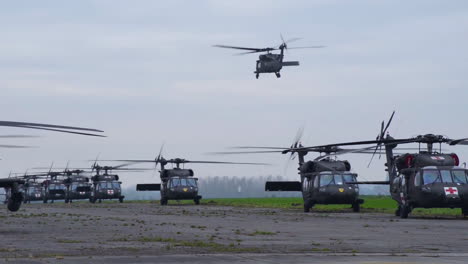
0,120,105,212
62,169,92,203
107,147,268,205
214,35,324,79
212,129,381,212
352,131,468,218
22,176,45,203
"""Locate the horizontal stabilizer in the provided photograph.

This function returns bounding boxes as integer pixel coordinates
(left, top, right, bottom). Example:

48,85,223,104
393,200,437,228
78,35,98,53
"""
265,181,301,191
348,181,390,185
0,178,24,188
282,61,300,66
136,184,161,191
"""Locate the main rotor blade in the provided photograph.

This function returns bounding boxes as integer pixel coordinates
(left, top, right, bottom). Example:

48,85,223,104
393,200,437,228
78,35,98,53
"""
0,121,104,132
213,45,264,51
9,125,106,137
314,146,376,161
231,146,289,150
284,37,302,44
448,138,468,145
208,150,285,155
383,111,395,135
0,144,35,148
287,46,326,49
0,135,40,138
185,161,270,165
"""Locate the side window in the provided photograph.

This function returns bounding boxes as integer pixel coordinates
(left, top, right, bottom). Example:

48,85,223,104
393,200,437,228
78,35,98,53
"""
302,178,308,191
313,176,319,188
414,172,421,187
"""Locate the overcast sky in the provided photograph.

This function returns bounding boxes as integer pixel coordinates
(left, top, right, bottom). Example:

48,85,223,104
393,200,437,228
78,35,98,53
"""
1,0,468,187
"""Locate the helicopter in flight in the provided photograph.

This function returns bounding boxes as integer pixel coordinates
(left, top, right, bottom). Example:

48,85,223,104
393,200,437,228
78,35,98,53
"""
0,120,105,211
108,146,268,205
214,35,325,79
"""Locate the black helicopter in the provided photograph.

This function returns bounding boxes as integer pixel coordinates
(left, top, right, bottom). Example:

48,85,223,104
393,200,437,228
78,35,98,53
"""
213,129,384,212
63,169,92,203
0,120,105,211
352,132,468,218
108,147,268,205
214,35,324,79
21,176,45,203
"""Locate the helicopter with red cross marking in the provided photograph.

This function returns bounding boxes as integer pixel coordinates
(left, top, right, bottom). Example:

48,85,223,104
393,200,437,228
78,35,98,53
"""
333,113,468,218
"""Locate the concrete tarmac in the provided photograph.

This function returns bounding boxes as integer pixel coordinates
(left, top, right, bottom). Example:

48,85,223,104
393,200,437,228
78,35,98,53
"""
1,202,467,263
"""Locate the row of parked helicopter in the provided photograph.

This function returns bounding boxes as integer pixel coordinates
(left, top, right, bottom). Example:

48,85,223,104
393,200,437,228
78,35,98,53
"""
2,112,468,219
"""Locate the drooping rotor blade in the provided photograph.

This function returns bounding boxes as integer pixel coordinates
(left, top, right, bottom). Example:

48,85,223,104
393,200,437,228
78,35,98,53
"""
231,146,290,150
0,144,35,148
0,178,25,188
448,138,468,145
0,135,40,138
8,125,106,137
0,121,104,132
383,111,395,135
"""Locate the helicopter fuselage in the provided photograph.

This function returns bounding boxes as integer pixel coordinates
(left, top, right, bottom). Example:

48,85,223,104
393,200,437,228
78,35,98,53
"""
254,53,299,78
43,180,67,203
65,176,92,202
90,174,124,203
266,159,363,212
23,182,44,203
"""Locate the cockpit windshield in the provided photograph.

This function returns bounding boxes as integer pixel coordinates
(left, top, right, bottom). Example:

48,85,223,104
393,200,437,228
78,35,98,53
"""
99,182,120,189
28,187,41,193
170,178,197,187
423,169,468,185
319,174,355,187
49,184,66,190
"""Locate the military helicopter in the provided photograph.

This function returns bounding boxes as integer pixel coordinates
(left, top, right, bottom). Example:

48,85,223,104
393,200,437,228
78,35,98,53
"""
214,35,325,79
62,169,92,203
350,129,468,218
108,147,268,205
0,120,105,211
212,129,382,212
21,175,45,203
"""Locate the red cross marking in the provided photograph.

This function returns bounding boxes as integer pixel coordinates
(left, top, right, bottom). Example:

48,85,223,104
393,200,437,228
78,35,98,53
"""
446,187,458,194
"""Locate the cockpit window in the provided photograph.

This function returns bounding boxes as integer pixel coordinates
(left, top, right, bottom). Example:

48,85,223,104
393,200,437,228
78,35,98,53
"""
343,174,356,184
440,170,453,183
334,175,344,185
170,178,181,187
319,174,334,187
452,170,468,184
423,170,441,185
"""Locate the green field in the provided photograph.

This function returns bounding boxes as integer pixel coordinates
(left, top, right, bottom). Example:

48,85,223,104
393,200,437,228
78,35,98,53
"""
155,196,465,217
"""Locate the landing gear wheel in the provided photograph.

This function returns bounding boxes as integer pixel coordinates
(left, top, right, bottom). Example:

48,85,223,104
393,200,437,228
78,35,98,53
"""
352,202,361,212
194,198,200,205
119,197,124,203
275,72,281,78
43,199,48,204
395,205,401,217
303,200,313,213
160,198,168,206
256,73,259,79
400,205,410,219
98,199,102,203
462,207,468,217
65,199,69,204
90,197,96,204
7,198,22,212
